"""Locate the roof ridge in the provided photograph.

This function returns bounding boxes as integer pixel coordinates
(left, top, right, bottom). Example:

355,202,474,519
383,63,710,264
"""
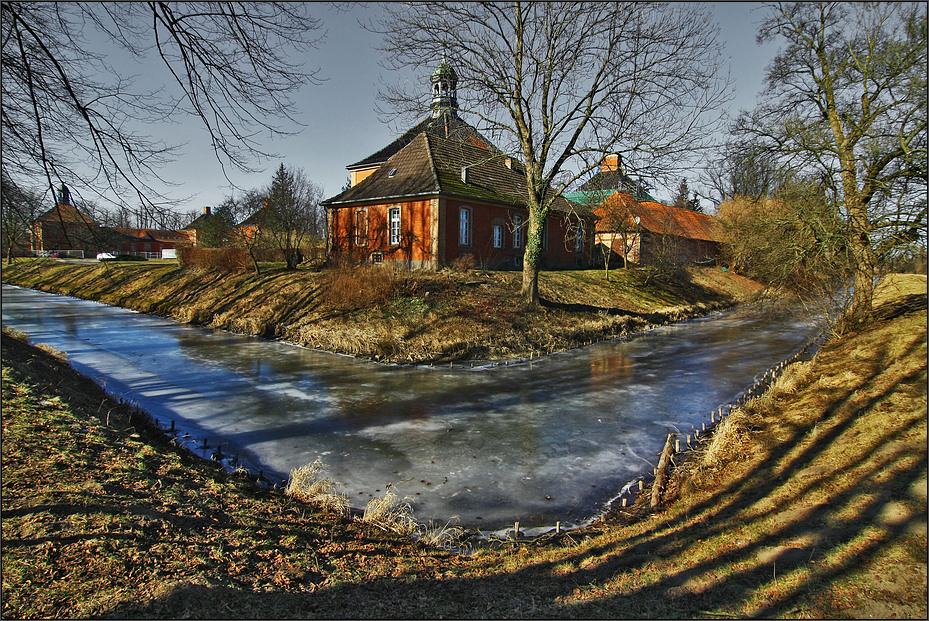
421,133,442,194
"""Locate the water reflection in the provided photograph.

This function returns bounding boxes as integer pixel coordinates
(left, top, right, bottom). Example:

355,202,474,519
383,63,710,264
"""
1,284,818,530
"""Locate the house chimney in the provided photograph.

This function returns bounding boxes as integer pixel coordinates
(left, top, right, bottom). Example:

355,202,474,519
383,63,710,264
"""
601,153,621,172
203,206,212,216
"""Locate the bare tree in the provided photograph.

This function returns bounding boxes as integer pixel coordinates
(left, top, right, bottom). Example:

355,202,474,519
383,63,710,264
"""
225,188,269,274
704,141,794,205
371,2,732,304
734,2,927,332
1,2,323,222
0,171,42,264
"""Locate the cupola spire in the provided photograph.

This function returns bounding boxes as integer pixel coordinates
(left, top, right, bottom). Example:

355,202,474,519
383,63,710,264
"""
430,54,458,118
56,183,72,206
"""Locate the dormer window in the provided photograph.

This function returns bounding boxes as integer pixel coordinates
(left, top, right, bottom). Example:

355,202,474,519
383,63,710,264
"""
388,168,398,178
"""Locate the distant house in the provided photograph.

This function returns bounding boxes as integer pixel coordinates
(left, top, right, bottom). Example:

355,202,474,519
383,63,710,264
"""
112,228,192,257
567,188,722,267
322,59,595,270
180,206,215,247
31,184,102,257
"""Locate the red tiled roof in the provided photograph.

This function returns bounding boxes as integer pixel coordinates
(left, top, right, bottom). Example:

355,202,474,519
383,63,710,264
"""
37,203,98,225
113,228,190,243
323,132,587,217
595,192,721,242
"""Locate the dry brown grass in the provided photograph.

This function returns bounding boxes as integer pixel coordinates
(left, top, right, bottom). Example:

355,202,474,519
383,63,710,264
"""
284,459,349,516
0,274,924,619
2,259,761,365
361,488,419,536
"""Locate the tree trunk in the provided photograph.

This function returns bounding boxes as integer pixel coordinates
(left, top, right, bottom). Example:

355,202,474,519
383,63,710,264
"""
844,195,876,332
520,209,545,305
521,257,540,305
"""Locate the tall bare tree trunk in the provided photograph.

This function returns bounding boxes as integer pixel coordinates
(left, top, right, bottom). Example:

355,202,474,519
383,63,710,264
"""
520,204,546,305
845,193,877,331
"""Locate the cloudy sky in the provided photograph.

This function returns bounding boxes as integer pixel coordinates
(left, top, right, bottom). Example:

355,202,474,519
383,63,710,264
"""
84,2,781,215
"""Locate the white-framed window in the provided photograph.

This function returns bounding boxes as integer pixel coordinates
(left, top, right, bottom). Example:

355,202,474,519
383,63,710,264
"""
459,206,471,246
575,220,585,253
513,214,523,249
493,223,504,248
355,209,368,246
388,207,401,245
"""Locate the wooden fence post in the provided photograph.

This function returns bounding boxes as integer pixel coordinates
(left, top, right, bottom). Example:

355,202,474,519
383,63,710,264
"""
650,433,676,508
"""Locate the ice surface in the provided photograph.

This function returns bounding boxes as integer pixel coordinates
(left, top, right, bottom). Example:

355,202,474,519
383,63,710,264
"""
2,284,819,530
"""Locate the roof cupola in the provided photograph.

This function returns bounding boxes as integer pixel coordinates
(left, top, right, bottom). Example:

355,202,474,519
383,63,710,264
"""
430,55,458,118
56,183,72,206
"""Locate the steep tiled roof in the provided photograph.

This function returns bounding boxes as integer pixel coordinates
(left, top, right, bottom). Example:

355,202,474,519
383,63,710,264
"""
183,213,211,230
348,111,502,170
588,191,721,242
113,228,189,243
37,203,98,226
579,169,636,192
324,132,585,216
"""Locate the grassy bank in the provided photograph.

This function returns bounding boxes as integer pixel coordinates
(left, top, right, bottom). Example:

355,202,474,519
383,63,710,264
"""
1,273,924,618
1,258,762,363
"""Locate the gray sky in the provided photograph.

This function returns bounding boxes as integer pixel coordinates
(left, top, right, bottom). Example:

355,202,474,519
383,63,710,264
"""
84,2,781,215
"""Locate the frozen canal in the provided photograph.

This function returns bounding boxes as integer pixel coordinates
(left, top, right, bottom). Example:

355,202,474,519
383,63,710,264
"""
2,284,819,532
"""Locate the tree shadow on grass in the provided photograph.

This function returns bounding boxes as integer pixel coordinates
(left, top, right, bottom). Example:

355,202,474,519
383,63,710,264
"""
116,321,927,619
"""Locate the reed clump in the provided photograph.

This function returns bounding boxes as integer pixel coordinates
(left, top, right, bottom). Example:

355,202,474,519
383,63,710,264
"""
361,488,419,536
284,459,349,515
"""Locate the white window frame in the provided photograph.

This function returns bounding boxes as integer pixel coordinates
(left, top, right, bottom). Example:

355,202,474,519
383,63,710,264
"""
388,206,401,245
575,219,585,253
513,214,523,249
493,223,504,249
459,206,472,246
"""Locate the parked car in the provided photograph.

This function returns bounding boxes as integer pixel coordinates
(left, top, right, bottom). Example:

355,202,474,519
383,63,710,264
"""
96,252,116,260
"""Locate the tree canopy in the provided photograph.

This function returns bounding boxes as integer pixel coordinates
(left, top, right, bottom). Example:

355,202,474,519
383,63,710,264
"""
1,2,323,216
734,1,927,330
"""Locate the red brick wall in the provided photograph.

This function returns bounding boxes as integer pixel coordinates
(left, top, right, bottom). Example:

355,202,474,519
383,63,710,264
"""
329,199,435,267
330,198,593,269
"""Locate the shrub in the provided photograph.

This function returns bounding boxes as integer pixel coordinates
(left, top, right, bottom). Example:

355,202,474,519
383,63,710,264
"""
450,254,476,272
323,263,408,311
177,246,250,272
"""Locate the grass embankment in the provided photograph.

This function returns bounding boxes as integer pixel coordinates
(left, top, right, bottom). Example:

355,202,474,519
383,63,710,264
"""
2,273,925,618
1,258,761,363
